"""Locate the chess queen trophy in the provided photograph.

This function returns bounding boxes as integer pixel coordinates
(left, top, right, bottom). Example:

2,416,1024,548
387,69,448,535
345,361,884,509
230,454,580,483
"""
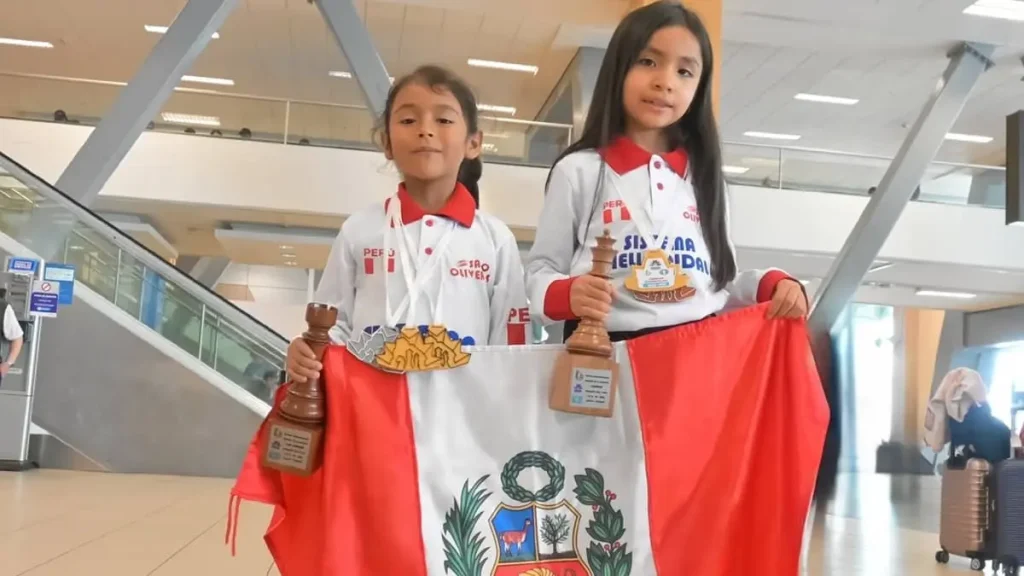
260,303,338,476
549,230,619,418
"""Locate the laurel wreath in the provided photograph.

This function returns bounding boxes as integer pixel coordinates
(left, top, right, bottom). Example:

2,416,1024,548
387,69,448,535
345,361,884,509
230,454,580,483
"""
573,468,633,576
442,475,492,576
500,451,566,503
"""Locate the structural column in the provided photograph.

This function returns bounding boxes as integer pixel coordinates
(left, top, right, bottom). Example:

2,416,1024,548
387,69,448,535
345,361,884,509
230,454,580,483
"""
21,0,239,261
808,42,995,338
316,0,392,118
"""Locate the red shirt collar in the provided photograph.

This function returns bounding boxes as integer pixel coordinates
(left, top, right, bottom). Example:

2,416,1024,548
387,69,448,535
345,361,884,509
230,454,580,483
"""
386,182,476,228
600,136,688,176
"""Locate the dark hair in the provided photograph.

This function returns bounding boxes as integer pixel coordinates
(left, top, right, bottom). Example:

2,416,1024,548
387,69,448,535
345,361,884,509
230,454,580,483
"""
549,1,734,290
375,65,483,207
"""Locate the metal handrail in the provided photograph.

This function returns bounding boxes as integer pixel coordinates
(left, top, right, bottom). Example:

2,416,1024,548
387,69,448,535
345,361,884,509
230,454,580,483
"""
0,152,288,354
0,70,575,131
722,139,1005,172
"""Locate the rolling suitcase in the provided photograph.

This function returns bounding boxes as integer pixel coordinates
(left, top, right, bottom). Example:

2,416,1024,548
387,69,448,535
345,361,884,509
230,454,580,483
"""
992,459,1024,575
936,458,992,571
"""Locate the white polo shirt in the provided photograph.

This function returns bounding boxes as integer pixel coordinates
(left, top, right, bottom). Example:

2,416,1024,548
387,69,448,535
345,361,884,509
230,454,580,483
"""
526,137,790,333
2,304,23,342
315,183,530,348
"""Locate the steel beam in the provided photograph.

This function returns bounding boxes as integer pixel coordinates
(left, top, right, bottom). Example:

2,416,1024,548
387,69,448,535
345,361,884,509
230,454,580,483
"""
1007,110,1023,223
22,0,238,261
316,0,391,118
808,42,995,336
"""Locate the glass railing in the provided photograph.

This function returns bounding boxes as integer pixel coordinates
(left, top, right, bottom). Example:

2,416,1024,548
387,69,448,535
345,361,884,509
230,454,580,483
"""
0,70,1006,207
0,71,574,169
0,152,287,405
722,141,1007,208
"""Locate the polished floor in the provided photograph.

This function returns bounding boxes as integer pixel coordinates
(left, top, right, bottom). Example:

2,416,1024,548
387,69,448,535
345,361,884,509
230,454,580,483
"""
0,469,993,575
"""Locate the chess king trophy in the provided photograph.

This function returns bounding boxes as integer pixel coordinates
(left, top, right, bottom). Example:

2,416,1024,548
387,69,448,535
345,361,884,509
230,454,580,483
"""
549,230,619,418
260,303,338,476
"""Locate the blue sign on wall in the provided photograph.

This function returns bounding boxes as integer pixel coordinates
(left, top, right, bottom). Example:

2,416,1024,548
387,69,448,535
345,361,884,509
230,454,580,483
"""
6,257,39,275
29,281,59,317
43,263,76,306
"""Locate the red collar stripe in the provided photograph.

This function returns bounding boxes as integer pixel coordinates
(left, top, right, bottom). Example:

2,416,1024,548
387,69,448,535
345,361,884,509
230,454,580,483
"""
599,136,688,176
384,182,476,228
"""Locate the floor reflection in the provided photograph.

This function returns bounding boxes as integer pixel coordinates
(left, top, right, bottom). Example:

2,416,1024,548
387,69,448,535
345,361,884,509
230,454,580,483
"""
804,473,987,575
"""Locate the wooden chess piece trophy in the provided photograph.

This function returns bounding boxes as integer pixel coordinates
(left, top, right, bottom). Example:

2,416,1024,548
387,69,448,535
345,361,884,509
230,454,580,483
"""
260,303,338,476
549,230,619,418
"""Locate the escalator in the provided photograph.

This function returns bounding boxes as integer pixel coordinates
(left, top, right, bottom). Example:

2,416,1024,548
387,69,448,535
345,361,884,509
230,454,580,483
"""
0,152,286,477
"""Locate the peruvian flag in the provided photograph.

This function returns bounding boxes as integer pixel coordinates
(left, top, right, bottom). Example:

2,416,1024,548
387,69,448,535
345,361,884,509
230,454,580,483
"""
229,303,829,575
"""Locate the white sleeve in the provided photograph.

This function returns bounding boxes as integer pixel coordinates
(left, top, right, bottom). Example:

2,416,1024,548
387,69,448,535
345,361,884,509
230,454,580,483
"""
524,162,579,326
722,187,787,309
313,226,356,343
487,225,530,345
3,306,23,341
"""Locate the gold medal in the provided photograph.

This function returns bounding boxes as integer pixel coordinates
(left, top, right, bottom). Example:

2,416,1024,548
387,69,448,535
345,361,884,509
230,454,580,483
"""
375,324,472,372
623,249,696,304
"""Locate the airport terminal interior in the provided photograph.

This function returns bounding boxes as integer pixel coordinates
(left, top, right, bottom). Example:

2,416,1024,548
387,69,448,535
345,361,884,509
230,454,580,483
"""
1,0,1024,574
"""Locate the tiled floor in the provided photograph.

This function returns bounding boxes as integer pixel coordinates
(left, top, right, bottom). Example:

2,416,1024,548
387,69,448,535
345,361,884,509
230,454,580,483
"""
0,469,995,575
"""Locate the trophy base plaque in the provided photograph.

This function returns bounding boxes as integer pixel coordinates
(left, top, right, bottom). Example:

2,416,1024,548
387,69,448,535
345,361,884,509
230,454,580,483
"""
260,411,324,476
549,352,619,418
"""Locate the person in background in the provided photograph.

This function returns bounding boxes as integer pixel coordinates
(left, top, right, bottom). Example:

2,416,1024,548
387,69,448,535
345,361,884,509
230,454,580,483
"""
0,288,24,386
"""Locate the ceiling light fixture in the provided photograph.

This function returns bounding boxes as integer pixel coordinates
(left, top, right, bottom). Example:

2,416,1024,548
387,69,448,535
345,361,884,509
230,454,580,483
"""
181,74,234,86
280,244,294,250
915,289,978,299
963,0,1024,21
467,59,539,75
281,253,297,258
479,103,517,115
284,261,298,267
482,143,498,152
743,131,802,141
794,93,860,105
145,25,220,39
329,70,394,82
0,37,53,48
945,132,994,143
722,165,750,174
161,113,221,127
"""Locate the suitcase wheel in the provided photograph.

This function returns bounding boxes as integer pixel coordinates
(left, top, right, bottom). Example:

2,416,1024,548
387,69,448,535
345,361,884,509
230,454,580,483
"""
971,557,985,571
936,550,949,564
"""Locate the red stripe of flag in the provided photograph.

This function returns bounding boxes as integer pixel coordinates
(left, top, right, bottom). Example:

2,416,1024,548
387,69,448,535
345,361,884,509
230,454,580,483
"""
603,209,613,224
620,206,631,220
387,257,395,273
364,258,374,275
506,323,526,345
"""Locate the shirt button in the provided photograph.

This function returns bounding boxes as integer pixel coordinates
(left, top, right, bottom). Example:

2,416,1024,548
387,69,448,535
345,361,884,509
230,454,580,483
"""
656,182,664,190
654,161,663,170
424,247,433,255
425,219,434,227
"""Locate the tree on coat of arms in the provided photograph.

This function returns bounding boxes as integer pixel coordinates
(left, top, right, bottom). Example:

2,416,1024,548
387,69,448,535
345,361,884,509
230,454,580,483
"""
441,451,633,576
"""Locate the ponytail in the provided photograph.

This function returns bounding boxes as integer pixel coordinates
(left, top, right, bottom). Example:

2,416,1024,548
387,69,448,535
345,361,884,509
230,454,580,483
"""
458,156,482,207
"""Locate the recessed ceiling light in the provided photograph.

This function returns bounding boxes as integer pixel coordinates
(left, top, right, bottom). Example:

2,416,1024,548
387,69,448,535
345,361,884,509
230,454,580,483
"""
743,131,801,141
915,289,977,299
181,75,234,86
284,261,298,267
794,93,859,105
329,70,394,82
467,59,539,75
161,113,221,127
722,165,750,174
281,253,297,258
145,25,220,39
0,37,53,48
945,132,994,143
963,0,1024,22
479,104,517,115
482,143,498,152
280,244,294,250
